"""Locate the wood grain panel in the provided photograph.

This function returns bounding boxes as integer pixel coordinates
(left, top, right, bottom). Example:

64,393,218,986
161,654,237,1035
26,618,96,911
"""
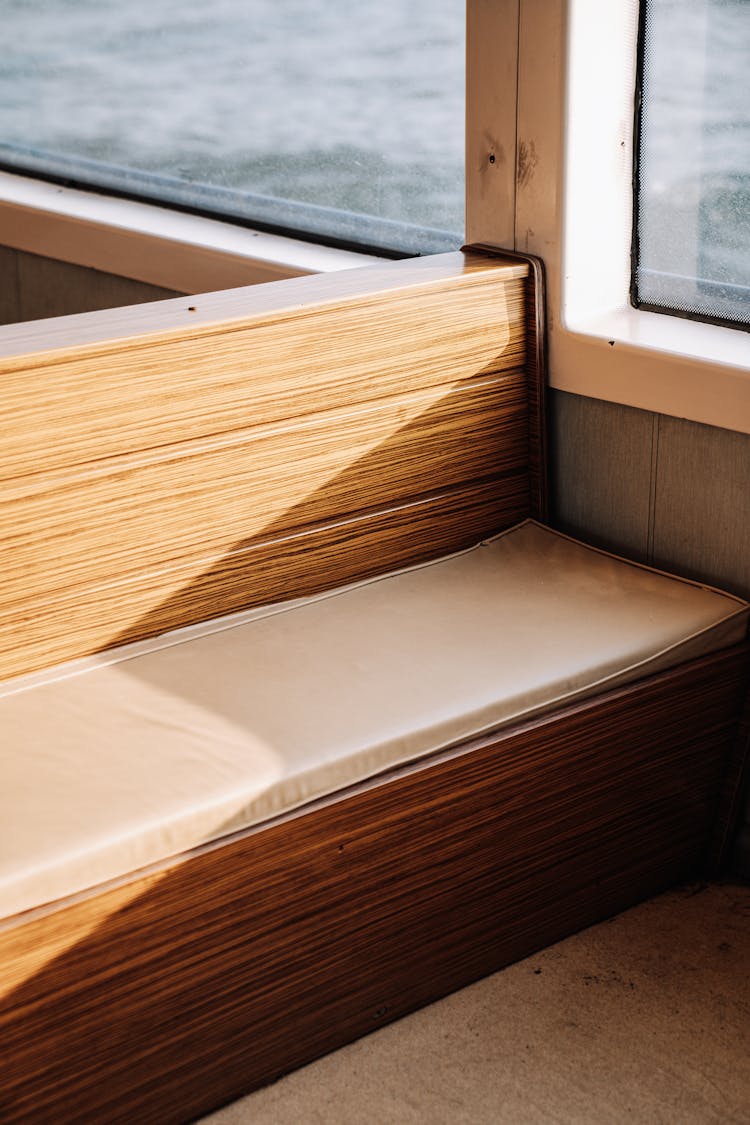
0,252,532,681
0,249,526,359
0,474,528,680
1,644,747,1124
0,375,527,603
0,253,526,479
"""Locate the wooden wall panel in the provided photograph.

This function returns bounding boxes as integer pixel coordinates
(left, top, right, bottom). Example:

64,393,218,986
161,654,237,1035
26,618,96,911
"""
0,245,21,325
0,256,526,478
16,251,181,323
1,376,527,604
0,246,180,327
0,253,532,680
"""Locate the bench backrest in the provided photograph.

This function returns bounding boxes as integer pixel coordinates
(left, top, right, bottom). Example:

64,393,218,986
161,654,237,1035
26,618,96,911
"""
0,250,545,680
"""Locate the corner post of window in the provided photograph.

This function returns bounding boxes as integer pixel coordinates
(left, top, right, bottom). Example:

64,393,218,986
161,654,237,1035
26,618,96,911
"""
464,0,520,249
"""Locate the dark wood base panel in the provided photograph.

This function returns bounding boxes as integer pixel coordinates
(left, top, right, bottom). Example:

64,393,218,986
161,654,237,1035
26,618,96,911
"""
1,645,748,1124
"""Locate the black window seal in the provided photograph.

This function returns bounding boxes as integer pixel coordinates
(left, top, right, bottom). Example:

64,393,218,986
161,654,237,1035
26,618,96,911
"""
630,0,749,334
0,142,462,262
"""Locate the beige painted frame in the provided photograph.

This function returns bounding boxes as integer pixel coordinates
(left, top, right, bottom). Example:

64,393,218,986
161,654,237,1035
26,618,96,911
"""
0,172,381,296
511,1,749,434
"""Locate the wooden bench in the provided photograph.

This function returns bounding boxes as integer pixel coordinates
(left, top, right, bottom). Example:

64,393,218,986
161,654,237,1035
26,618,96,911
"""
1,250,748,1123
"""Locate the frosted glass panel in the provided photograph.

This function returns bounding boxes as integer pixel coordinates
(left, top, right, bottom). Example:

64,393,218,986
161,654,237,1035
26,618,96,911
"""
635,0,749,327
0,0,464,239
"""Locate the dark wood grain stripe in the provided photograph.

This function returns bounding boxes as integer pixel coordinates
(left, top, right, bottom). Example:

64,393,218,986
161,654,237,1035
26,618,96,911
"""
523,255,549,520
705,681,750,873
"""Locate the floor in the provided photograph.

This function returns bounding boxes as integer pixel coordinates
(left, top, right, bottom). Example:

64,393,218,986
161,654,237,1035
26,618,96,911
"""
203,882,750,1125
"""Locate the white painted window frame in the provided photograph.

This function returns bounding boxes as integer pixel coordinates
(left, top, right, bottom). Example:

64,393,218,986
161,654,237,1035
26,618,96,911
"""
467,0,750,436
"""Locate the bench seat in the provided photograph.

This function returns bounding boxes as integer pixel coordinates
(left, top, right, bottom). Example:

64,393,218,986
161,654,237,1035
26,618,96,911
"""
2,519,747,924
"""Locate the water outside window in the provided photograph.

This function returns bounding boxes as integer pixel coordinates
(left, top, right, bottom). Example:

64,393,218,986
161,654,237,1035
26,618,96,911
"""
0,0,465,246
635,0,750,327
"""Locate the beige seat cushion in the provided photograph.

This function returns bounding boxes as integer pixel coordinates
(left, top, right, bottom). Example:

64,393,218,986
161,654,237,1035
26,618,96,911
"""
1,520,747,922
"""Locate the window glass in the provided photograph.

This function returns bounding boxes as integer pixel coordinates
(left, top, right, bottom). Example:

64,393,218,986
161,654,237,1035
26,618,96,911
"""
634,0,749,328
0,0,464,243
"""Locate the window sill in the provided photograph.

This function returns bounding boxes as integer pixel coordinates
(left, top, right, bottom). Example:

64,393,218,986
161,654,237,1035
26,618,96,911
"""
0,171,383,295
553,304,750,435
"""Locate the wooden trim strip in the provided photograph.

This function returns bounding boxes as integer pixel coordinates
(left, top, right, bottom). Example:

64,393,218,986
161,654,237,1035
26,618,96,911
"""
465,0,520,249
467,244,549,519
0,249,527,363
521,252,549,520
